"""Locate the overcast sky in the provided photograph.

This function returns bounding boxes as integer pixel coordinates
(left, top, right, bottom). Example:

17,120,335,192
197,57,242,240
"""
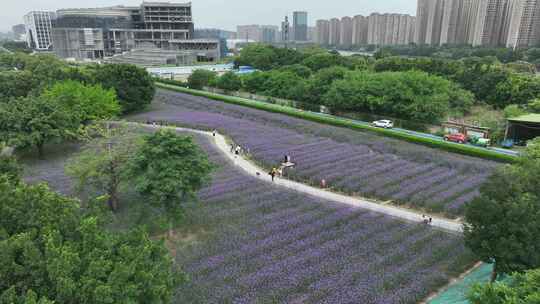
1,0,417,32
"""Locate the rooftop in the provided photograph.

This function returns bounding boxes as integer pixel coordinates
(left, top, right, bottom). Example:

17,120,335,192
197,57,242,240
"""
508,114,540,124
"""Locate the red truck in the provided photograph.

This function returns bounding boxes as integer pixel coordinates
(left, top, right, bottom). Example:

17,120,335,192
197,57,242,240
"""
444,133,467,144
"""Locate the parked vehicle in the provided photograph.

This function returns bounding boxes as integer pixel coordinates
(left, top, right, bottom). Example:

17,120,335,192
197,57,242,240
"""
469,136,491,147
444,133,467,144
372,120,394,129
501,139,514,149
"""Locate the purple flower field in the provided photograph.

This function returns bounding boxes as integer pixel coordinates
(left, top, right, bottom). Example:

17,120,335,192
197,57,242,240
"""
130,89,499,217
175,135,475,303
23,130,476,304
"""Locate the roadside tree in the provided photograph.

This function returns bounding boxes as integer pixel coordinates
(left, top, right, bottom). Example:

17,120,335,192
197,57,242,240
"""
464,140,540,282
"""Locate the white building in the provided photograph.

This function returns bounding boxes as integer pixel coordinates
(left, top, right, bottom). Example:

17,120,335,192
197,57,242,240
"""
24,11,55,51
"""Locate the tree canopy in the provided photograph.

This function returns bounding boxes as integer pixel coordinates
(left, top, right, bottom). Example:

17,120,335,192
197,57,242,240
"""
0,95,80,157
129,130,212,233
93,64,155,114
468,268,540,304
464,138,540,281
323,70,470,123
0,176,181,304
187,69,217,90
42,80,120,124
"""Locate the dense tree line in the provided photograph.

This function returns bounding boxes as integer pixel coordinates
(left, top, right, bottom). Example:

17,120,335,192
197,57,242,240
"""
374,45,527,63
374,56,540,109
0,53,155,113
0,157,183,303
0,53,155,157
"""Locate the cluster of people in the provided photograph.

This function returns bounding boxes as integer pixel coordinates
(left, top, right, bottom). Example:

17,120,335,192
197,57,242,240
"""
422,215,433,225
230,143,250,157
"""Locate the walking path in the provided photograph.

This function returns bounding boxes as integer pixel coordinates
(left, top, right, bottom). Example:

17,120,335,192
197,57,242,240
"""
133,122,463,234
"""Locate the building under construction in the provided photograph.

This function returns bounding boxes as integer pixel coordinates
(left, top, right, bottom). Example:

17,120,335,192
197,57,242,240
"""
51,1,220,65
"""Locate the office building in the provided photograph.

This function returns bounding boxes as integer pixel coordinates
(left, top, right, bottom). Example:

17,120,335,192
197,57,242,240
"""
50,2,219,64
24,11,55,50
293,11,308,41
340,16,353,47
237,25,261,42
261,25,279,43
316,19,330,44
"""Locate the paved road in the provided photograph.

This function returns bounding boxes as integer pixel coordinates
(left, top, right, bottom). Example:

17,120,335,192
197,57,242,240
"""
131,122,464,234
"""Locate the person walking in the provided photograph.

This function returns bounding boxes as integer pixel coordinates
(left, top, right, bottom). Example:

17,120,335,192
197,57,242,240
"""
230,144,234,153
235,145,241,156
212,129,217,137
320,179,326,188
270,168,277,182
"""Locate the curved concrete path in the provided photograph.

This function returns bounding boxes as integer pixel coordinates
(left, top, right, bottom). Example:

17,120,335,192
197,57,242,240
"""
132,122,463,234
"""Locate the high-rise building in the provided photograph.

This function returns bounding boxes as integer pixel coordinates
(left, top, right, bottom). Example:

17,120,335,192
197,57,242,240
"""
237,25,261,42
24,11,55,50
367,13,415,45
12,24,26,41
293,11,308,41
339,16,354,47
506,0,540,48
307,26,317,42
415,0,539,48
352,15,369,45
315,19,330,44
50,2,219,63
261,25,279,43
329,18,341,45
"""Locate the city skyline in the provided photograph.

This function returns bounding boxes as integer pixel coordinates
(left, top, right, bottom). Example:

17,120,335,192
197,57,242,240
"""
1,0,417,32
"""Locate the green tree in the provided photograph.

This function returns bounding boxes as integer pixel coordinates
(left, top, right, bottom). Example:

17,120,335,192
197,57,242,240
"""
302,53,344,71
278,64,312,78
468,268,540,304
66,124,142,212
0,71,37,100
528,98,540,113
241,71,270,94
235,44,278,70
187,69,217,90
129,130,212,236
464,141,540,282
262,71,308,101
503,104,528,119
94,64,155,114
0,177,181,304
0,95,79,158
214,71,242,91
323,70,457,123
0,155,21,183
42,80,120,124
305,66,348,104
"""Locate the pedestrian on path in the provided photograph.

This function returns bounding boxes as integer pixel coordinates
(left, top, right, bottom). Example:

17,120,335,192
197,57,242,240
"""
235,145,241,156
270,168,277,182
230,144,234,153
212,129,216,137
320,179,326,189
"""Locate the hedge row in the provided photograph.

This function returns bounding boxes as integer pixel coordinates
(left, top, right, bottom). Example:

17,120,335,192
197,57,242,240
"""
156,81,518,163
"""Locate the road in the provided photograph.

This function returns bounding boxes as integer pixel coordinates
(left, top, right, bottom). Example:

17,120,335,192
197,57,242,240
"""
129,122,464,234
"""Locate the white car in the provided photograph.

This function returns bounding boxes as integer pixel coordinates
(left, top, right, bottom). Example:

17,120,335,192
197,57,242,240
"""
372,120,394,129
